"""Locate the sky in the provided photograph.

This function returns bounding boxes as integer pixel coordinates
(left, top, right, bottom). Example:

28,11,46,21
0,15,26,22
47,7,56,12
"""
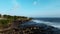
0,0,60,17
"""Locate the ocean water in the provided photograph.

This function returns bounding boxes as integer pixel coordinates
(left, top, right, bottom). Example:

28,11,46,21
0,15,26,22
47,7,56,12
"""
20,18,60,29
32,20,60,29
19,18,60,34
32,18,60,28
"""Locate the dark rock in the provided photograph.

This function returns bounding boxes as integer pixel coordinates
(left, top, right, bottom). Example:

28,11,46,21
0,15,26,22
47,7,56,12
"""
18,21,60,34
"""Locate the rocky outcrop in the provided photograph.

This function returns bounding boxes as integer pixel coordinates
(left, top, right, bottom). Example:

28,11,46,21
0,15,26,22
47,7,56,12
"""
0,20,30,34
0,20,60,34
19,21,60,34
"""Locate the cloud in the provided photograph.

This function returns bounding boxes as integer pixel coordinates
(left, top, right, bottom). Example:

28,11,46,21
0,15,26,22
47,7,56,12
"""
11,0,20,12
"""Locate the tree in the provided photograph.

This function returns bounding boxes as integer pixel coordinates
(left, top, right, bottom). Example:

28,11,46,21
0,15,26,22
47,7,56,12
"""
3,14,7,18
13,16,18,20
0,14,1,17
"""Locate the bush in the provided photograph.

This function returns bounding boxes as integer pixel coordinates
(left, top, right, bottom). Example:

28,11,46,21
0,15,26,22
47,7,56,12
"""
0,19,10,27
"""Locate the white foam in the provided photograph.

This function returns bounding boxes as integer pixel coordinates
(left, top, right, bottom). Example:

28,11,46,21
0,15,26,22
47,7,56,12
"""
32,19,60,28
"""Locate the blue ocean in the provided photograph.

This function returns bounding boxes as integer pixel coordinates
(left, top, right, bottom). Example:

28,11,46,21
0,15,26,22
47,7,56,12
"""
32,18,60,28
19,18,60,34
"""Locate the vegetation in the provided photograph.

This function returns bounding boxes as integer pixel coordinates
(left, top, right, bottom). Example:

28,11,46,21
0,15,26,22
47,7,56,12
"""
0,20,9,27
0,14,1,17
0,14,32,29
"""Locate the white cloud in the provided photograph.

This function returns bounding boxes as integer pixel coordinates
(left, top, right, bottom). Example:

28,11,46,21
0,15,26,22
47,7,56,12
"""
4,0,21,15
11,0,20,12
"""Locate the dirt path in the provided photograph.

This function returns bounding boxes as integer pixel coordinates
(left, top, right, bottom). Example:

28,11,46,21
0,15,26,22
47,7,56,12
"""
0,26,12,32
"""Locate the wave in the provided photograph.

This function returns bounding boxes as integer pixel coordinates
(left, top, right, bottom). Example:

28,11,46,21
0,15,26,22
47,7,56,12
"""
32,19,60,28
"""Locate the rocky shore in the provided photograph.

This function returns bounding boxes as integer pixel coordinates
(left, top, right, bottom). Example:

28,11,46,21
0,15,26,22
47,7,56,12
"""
0,19,60,34
0,14,32,34
0,19,31,34
0,14,60,34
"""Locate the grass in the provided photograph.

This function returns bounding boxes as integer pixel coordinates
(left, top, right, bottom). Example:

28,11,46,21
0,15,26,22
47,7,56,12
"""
0,14,32,29
0,19,11,28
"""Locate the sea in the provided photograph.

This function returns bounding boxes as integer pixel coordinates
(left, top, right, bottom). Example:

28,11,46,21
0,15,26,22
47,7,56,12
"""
19,18,60,34
21,18,60,29
20,18,60,29
32,18,60,28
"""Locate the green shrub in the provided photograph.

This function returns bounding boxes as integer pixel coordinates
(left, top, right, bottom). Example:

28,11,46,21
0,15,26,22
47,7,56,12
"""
0,20,10,27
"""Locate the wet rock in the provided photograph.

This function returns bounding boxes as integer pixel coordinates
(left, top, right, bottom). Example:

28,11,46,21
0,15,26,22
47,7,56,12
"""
19,22,60,34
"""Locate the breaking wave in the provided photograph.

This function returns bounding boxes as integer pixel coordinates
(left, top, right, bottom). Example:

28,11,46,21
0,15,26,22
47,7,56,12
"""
32,19,60,28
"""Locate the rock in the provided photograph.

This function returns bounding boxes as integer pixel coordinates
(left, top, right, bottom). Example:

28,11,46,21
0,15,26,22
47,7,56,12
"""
19,21,60,34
